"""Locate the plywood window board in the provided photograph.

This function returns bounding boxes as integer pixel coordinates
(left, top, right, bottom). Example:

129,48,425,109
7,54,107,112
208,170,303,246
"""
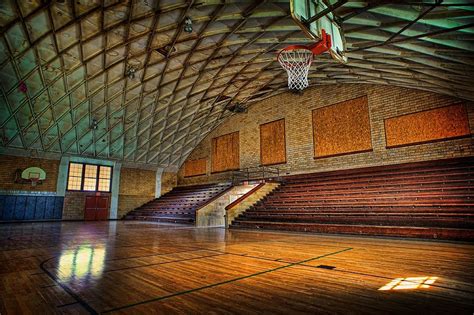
211,131,240,173
385,103,471,148
184,159,207,177
260,118,286,166
312,96,372,158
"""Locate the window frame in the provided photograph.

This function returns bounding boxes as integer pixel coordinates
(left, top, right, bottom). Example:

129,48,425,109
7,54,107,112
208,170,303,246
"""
66,162,113,193
66,162,84,191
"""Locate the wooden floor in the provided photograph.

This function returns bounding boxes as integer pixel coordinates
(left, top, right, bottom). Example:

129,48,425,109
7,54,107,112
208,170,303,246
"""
0,221,473,314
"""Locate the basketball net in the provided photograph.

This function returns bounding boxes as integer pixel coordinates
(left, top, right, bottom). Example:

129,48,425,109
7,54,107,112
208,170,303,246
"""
278,47,313,91
30,178,39,187
278,30,332,91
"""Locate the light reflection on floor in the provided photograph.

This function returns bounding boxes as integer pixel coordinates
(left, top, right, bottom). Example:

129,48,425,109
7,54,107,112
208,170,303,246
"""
0,221,472,314
378,276,438,291
57,245,106,281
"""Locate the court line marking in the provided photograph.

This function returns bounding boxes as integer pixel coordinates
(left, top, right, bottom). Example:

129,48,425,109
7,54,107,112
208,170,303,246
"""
37,249,228,314
0,240,285,264
101,247,353,313
39,258,99,315
192,246,311,264
56,301,80,308
103,253,226,273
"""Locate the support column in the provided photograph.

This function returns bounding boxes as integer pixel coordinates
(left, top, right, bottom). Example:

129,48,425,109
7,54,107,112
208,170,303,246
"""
56,156,70,197
109,162,122,219
155,168,164,198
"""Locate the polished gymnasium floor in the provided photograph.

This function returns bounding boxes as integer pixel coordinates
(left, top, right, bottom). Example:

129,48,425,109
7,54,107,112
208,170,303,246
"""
0,221,473,314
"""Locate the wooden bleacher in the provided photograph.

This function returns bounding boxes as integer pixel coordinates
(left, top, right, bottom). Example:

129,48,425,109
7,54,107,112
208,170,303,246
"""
230,157,474,240
125,183,232,224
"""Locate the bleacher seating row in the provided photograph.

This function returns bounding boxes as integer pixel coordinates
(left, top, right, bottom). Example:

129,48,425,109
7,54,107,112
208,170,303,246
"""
125,183,232,224
230,157,474,240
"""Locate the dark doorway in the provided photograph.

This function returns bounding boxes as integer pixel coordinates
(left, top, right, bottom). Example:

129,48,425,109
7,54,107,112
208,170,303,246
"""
84,194,110,220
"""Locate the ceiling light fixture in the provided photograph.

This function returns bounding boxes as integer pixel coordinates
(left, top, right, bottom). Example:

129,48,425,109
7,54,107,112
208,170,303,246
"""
91,119,98,130
126,66,136,79
184,17,193,33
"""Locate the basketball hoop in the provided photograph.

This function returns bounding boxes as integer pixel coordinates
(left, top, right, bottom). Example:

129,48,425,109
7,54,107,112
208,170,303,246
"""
278,29,332,91
278,45,314,91
19,167,46,187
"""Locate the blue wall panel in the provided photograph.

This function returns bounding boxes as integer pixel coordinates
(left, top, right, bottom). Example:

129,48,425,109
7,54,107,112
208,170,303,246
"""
24,197,37,220
44,197,55,219
35,197,46,220
14,197,27,220
0,196,5,219
0,195,64,221
54,198,63,219
4,196,15,220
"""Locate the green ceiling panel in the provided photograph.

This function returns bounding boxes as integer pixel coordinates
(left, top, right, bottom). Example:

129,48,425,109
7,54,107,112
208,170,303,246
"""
0,61,18,91
0,0,472,168
23,123,40,147
0,38,8,64
25,69,44,98
42,59,62,85
26,10,51,42
57,114,73,135
3,117,20,145
8,133,23,148
15,103,32,129
5,23,28,56
7,88,26,111
49,78,66,104
0,0,16,27
33,90,50,114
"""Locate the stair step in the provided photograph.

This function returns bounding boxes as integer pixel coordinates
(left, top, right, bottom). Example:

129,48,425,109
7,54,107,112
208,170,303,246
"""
230,221,474,240
125,183,232,222
230,157,474,240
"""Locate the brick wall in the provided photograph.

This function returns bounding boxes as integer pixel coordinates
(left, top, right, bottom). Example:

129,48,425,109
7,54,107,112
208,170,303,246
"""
161,172,177,195
117,167,156,218
0,155,59,192
178,84,474,185
62,191,87,220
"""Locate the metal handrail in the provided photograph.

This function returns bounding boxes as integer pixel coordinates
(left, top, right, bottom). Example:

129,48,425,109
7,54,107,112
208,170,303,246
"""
225,182,265,211
231,166,281,184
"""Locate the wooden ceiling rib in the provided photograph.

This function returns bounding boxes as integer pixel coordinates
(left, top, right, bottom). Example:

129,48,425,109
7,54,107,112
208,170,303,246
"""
0,0,472,169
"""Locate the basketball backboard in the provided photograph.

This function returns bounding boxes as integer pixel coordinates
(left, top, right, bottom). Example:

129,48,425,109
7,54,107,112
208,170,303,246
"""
290,0,348,63
21,167,46,180
20,166,46,187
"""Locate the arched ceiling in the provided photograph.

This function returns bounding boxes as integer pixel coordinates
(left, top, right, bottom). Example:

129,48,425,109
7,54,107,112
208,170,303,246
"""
0,0,473,169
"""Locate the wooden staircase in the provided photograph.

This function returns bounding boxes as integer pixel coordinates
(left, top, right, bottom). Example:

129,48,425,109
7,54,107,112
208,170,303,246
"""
226,182,280,227
124,183,232,224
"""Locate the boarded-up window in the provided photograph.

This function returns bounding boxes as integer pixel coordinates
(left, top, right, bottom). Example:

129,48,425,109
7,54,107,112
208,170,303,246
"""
385,104,470,148
184,159,207,177
312,96,372,158
260,119,286,165
211,132,240,173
